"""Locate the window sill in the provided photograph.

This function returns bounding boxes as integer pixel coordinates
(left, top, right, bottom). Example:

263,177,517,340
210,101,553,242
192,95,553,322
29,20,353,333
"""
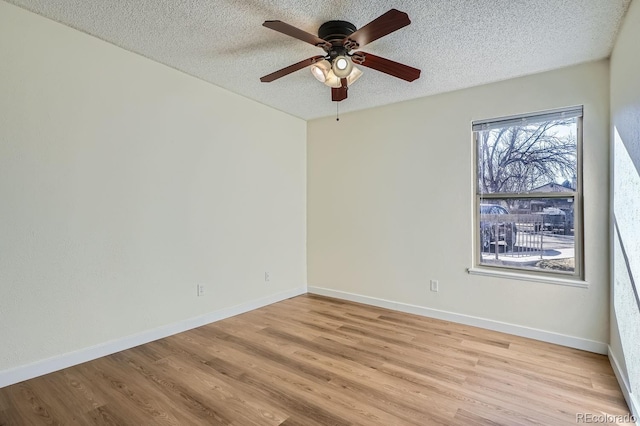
467,267,588,288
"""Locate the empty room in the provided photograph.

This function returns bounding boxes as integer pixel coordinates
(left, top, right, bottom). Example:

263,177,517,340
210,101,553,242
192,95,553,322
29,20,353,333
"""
1,0,639,424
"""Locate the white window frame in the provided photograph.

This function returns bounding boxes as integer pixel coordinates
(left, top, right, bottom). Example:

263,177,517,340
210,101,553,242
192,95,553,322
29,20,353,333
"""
469,106,585,284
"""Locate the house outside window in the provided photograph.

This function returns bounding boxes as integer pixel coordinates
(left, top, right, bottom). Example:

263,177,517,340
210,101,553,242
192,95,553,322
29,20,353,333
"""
473,106,583,279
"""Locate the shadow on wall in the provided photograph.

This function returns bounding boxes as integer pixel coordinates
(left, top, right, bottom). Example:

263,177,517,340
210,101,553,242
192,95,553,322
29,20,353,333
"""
613,125,640,414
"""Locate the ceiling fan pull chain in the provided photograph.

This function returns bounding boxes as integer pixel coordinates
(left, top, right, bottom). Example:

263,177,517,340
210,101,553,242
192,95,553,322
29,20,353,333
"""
336,102,340,121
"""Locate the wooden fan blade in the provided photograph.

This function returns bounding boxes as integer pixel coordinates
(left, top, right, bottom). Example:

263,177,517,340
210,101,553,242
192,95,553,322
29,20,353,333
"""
343,9,410,48
263,21,331,48
260,55,325,82
332,79,348,101
355,52,421,82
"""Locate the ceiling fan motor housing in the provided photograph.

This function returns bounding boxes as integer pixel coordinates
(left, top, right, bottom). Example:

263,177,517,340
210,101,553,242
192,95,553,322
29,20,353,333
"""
318,20,358,57
318,20,356,43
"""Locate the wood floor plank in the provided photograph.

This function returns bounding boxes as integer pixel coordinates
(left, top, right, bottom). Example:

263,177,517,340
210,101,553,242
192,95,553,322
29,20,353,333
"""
24,374,104,425
0,294,632,425
84,404,134,426
2,382,66,425
203,342,414,425
111,352,237,425
154,355,288,426
77,357,199,425
0,408,24,426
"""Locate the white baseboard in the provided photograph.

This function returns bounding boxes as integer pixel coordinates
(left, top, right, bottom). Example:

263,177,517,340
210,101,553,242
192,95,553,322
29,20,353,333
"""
608,346,640,422
0,286,306,389
308,286,608,354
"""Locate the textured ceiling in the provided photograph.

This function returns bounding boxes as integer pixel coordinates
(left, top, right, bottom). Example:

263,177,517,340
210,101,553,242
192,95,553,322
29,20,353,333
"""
7,0,631,120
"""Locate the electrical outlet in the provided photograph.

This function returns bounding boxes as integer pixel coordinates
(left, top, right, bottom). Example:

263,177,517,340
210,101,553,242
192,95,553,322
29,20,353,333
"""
430,280,439,292
264,272,270,282
197,284,205,297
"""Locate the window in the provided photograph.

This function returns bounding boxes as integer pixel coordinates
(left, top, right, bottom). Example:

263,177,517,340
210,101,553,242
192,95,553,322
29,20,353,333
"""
473,106,583,279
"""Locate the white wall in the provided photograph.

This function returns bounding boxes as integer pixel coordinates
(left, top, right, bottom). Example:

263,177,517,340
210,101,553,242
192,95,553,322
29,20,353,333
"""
0,1,306,377
610,0,640,416
308,61,610,348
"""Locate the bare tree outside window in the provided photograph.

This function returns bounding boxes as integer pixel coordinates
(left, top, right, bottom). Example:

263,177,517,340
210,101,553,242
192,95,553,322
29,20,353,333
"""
478,120,577,195
473,107,583,277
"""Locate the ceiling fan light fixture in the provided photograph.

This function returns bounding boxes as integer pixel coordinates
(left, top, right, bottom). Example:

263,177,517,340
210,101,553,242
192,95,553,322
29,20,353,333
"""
332,55,353,78
323,69,342,88
335,57,349,70
310,59,332,82
310,66,325,82
346,65,363,85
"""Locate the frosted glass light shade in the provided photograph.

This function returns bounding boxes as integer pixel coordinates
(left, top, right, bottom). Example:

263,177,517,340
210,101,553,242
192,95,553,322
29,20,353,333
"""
310,60,332,82
346,66,363,85
332,55,353,78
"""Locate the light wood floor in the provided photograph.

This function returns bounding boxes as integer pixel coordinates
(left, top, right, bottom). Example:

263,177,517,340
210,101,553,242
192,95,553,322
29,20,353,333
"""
0,294,632,425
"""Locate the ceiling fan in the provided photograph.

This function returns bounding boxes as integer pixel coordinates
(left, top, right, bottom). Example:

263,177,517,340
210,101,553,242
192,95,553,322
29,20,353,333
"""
259,9,421,102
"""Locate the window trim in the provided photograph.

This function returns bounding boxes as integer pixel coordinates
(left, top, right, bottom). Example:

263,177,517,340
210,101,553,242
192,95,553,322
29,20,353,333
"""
471,107,585,281
467,266,588,288
472,106,584,132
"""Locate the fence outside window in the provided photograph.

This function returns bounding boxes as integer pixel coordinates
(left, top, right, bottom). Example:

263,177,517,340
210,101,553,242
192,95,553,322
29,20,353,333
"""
479,211,576,274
